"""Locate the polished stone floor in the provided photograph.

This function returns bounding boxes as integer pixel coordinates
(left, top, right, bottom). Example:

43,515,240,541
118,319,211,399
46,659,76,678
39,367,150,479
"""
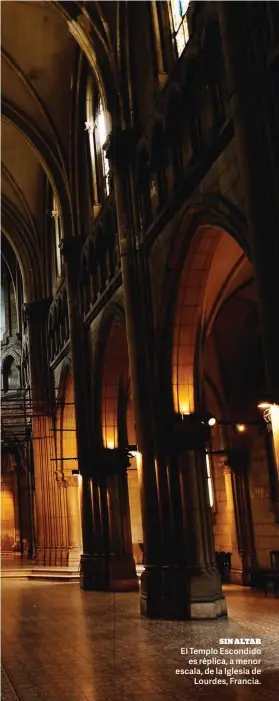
1,581,279,701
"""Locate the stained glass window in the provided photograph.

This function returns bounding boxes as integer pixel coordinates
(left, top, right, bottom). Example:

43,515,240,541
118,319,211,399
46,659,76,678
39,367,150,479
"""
170,0,190,57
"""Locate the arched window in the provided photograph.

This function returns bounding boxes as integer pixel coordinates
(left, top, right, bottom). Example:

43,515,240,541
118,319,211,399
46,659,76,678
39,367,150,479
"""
169,0,190,57
86,78,110,206
51,193,63,280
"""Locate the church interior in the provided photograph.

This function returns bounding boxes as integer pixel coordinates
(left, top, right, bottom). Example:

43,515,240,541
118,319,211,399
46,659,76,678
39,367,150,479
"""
1,2,279,700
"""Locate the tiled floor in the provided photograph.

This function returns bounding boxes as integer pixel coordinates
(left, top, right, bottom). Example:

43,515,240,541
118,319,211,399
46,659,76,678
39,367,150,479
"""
1,581,279,701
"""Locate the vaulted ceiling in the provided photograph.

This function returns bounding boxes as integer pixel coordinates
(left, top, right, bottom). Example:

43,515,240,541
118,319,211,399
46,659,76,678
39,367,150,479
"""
1,1,77,297
1,1,127,300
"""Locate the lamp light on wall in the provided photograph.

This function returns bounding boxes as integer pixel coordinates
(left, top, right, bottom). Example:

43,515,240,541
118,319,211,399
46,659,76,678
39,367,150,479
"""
236,423,246,433
201,414,216,427
257,399,277,434
258,399,274,425
180,403,190,418
72,468,82,486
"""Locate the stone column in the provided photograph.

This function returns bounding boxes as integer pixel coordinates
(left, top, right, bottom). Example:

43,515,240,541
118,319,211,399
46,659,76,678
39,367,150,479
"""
24,298,58,565
226,449,257,585
162,414,226,619
87,449,138,591
57,477,82,567
60,239,95,586
219,3,279,401
106,130,162,611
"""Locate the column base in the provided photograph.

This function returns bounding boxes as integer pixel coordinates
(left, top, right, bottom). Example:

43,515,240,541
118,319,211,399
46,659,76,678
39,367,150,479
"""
80,553,139,592
139,566,227,620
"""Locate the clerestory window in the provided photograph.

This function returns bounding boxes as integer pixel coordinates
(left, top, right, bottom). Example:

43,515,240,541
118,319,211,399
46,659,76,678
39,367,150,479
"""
86,78,110,206
169,0,190,57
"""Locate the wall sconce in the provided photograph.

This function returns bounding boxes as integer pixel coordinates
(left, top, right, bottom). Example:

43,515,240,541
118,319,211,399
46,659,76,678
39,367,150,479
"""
258,400,274,425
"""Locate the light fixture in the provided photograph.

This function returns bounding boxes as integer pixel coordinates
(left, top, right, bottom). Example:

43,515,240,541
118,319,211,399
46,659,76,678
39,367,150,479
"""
258,400,274,424
208,416,216,427
236,424,246,433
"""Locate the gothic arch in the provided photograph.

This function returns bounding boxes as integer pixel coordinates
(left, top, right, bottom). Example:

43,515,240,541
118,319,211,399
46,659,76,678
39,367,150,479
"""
94,302,135,451
159,197,253,419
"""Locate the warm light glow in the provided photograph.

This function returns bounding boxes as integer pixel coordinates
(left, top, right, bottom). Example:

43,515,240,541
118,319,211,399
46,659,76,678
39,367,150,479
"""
208,417,216,427
129,450,138,458
106,440,115,450
77,474,82,487
179,402,190,415
135,451,142,472
205,453,214,508
270,404,279,427
236,424,246,433
258,401,272,409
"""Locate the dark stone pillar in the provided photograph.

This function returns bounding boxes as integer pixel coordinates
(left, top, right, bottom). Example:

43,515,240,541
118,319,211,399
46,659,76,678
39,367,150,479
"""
219,3,279,401
226,448,257,586
85,449,138,591
106,130,162,611
60,239,95,587
156,414,227,619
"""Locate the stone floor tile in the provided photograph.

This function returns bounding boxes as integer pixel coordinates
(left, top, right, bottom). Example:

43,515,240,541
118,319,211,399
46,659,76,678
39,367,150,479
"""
1,581,279,701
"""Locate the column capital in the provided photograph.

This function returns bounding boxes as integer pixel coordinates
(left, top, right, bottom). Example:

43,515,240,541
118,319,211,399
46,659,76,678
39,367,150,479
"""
23,297,52,322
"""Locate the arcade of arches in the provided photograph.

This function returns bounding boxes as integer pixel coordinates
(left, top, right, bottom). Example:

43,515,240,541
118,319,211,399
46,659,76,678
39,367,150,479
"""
1,1,279,622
